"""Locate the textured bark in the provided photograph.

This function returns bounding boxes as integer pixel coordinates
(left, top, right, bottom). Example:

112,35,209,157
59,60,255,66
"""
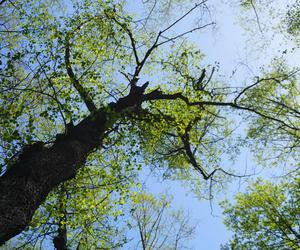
0,87,146,244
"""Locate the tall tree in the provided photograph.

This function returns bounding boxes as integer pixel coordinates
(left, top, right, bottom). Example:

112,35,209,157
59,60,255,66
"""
128,192,196,250
221,176,300,249
0,0,299,244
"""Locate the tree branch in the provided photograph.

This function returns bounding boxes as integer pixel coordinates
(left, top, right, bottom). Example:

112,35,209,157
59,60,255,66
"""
64,36,97,113
143,89,300,131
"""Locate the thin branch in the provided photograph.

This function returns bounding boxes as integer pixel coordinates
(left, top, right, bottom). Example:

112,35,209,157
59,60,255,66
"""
249,0,263,33
110,16,140,65
137,217,147,250
143,0,157,27
119,1,211,89
233,77,280,104
0,0,7,6
35,56,68,131
267,98,300,116
64,36,97,113
157,22,214,47
160,1,207,34
203,66,215,89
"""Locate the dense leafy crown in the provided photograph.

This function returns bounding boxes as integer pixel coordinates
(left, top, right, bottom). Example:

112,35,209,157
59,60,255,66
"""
221,176,300,249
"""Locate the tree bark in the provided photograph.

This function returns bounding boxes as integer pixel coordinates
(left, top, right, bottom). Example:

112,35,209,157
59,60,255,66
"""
0,87,146,244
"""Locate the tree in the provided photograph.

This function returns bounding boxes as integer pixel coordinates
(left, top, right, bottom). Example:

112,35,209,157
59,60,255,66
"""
127,192,196,250
238,0,300,45
221,175,300,249
0,0,299,244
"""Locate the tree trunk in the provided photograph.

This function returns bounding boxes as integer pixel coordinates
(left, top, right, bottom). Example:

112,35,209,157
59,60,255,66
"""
53,189,68,250
0,87,145,244
53,223,68,250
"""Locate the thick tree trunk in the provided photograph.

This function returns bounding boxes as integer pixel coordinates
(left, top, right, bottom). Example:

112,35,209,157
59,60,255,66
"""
0,88,145,244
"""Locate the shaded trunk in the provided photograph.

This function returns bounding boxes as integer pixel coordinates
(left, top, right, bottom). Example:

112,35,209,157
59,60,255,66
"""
53,189,68,250
53,223,67,250
0,88,145,244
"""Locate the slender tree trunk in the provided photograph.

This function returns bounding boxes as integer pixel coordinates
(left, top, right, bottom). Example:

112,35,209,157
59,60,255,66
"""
0,87,146,244
53,189,68,250
53,223,68,250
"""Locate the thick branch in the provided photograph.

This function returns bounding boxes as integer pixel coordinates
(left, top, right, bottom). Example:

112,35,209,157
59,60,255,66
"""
143,89,300,131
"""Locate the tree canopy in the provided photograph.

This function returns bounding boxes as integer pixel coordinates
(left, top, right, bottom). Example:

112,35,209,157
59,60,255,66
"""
221,176,300,249
0,0,299,248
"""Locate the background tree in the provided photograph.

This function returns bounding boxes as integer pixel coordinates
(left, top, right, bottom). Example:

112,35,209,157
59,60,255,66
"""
127,192,196,250
237,0,300,47
221,175,300,249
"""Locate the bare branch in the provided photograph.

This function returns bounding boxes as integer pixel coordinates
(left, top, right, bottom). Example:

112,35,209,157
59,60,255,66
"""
110,16,140,65
233,76,280,104
157,22,215,47
160,1,207,34
35,56,68,131
203,66,215,89
120,1,212,89
249,0,263,33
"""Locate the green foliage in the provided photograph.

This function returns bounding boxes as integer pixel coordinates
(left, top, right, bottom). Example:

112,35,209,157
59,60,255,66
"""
0,0,131,170
239,0,256,9
221,176,300,249
286,1,300,36
0,240,41,250
238,0,300,41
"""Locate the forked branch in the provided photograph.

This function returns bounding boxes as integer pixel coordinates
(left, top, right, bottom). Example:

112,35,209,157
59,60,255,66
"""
115,1,211,91
180,118,250,180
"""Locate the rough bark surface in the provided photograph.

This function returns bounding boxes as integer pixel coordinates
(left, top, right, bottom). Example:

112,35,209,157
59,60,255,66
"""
0,88,145,244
